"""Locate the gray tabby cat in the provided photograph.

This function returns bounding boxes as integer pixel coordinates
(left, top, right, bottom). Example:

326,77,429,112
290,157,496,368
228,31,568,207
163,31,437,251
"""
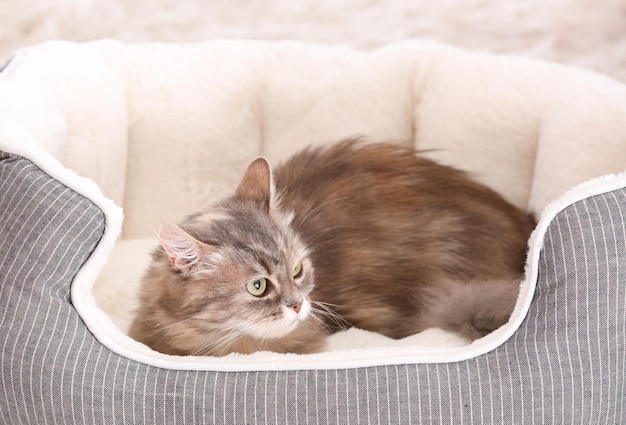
129,140,535,356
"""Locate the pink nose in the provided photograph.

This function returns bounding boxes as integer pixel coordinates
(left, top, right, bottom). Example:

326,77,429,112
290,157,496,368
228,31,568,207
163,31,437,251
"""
292,303,301,313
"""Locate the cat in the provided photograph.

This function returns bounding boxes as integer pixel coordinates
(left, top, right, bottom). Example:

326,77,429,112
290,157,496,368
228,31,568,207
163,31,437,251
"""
128,139,536,356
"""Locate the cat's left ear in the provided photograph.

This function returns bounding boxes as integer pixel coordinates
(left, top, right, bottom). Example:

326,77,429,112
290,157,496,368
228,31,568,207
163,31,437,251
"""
158,223,216,272
235,157,275,213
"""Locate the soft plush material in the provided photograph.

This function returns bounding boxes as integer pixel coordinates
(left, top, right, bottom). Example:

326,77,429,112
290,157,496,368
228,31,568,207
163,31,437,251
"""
2,39,626,422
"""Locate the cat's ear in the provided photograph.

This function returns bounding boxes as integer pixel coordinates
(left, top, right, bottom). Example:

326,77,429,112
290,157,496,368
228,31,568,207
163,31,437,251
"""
235,157,274,212
158,223,213,272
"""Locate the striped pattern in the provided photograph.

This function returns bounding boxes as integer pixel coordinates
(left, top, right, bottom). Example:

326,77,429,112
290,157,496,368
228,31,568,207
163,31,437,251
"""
0,58,11,73
1,151,625,423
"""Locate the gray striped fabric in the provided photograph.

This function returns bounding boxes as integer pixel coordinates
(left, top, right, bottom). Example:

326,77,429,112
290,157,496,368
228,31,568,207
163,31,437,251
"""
0,58,11,74
1,150,625,424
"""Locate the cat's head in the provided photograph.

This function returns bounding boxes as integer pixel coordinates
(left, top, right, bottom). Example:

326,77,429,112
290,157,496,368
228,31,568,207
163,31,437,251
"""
155,158,314,352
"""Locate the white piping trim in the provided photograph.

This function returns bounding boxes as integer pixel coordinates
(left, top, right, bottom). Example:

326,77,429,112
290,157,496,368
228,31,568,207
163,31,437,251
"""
3,86,625,370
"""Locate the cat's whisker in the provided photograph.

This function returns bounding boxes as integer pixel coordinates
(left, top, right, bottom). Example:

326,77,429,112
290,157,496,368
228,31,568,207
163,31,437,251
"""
310,306,341,323
317,306,351,328
308,313,333,335
311,308,347,332
310,301,352,330
313,300,344,309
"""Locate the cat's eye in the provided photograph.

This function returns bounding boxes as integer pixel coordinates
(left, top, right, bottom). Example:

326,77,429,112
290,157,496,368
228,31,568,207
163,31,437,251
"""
247,278,268,296
293,262,303,279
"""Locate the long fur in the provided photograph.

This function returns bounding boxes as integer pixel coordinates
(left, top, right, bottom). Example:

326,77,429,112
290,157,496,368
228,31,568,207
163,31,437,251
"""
129,140,535,356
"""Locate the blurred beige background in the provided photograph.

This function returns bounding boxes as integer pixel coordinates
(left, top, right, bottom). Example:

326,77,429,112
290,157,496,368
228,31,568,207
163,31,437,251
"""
1,0,625,81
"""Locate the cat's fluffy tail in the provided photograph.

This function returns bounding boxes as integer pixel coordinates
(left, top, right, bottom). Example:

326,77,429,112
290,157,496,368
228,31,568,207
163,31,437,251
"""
421,277,522,341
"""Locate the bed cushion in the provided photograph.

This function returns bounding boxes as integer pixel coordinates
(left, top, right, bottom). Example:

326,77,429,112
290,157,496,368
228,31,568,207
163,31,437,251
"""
2,149,626,422
2,39,626,422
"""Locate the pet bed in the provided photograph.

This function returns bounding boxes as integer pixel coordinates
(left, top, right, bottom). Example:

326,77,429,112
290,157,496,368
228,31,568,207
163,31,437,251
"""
2,39,626,423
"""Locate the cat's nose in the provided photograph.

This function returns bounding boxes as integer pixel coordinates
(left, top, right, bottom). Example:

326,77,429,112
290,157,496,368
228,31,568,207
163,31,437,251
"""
284,297,303,314
285,300,302,313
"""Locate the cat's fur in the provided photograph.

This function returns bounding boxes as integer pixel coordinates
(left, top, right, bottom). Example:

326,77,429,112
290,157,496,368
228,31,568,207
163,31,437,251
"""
128,140,535,356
